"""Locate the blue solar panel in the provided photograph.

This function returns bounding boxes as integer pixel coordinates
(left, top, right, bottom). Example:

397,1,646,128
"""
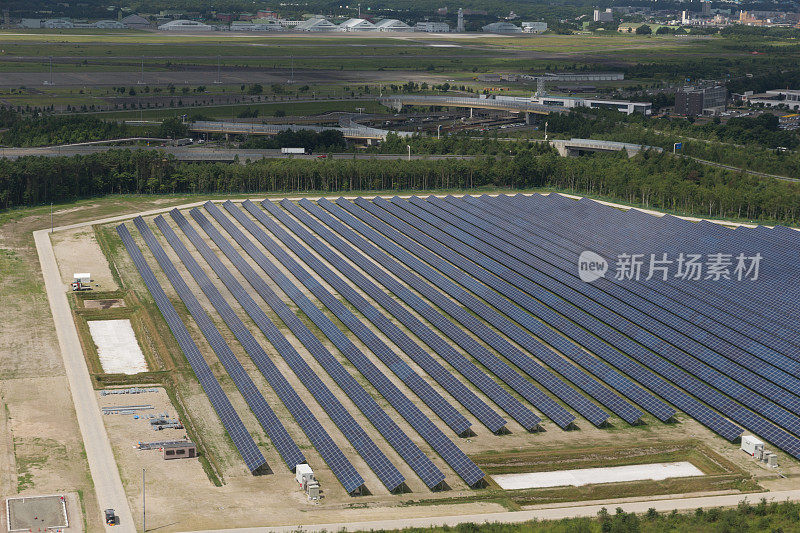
117,222,277,475
199,202,484,488
136,215,367,492
317,197,670,424
304,198,643,426
267,198,579,430
383,195,800,458
132,217,365,487
398,196,800,448
154,213,396,493
173,209,443,491
359,196,743,442
468,194,800,393
436,195,800,410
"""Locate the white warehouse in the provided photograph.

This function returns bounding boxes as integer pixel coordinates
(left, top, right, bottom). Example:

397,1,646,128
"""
374,19,413,31
158,20,215,31
339,18,376,31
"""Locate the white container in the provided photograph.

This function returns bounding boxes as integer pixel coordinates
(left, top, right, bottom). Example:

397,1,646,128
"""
295,463,314,486
741,435,764,456
281,147,305,154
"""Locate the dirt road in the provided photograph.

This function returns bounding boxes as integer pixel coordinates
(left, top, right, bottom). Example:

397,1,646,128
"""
34,229,136,533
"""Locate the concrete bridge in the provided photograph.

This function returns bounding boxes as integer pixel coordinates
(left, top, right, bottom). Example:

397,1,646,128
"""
550,138,663,157
188,121,411,141
379,95,566,122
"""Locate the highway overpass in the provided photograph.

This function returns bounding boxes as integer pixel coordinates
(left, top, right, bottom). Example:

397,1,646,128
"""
188,121,410,141
551,138,663,157
379,95,566,118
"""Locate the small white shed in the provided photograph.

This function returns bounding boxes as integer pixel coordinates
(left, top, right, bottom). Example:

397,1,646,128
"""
295,463,314,486
741,435,764,456
73,273,91,283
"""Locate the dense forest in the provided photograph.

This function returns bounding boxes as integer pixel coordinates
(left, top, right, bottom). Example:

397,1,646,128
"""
2,146,799,224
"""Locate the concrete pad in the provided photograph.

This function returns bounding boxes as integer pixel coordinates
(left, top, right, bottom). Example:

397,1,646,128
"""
6,494,68,531
492,462,704,490
87,320,147,375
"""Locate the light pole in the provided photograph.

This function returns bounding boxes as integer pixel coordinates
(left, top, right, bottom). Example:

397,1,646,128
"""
544,121,548,141
142,468,146,533
437,124,441,139
407,144,411,161
50,202,53,233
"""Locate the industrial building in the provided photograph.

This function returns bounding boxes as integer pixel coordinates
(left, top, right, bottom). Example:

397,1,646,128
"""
158,19,215,31
675,85,727,116
163,441,197,460
521,21,548,33
230,20,283,31
374,19,413,31
482,22,523,33
121,14,150,29
295,17,340,31
339,18,376,31
414,21,450,32
745,89,800,111
95,20,126,29
519,94,651,115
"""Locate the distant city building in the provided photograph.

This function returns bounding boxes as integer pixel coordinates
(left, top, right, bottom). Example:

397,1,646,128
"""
594,8,614,22
414,21,450,32
457,8,465,33
121,14,150,29
745,89,800,111
675,85,727,116
295,17,339,31
257,10,278,19
521,21,547,33
278,19,304,27
701,1,712,16
374,19,413,32
157,19,215,31
339,18,376,31
482,21,522,33
214,13,234,22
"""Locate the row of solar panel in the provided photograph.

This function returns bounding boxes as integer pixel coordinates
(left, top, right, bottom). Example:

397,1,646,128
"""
120,208,494,492
397,195,800,458
398,193,795,460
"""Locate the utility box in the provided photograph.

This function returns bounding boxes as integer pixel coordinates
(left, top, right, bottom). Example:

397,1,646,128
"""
741,435,764,456
295,463,314,486
307,482,320,500
768,454,778,467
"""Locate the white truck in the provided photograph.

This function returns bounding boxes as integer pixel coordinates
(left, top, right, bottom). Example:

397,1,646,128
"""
281,147,306,155
71,273,92,291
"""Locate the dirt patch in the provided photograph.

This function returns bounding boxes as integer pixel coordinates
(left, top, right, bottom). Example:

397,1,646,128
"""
83,299,126,309
51,226,117,291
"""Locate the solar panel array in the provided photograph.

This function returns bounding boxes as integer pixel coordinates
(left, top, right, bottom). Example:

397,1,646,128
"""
116,223,273,475
153,214,385,493
117,192,800,494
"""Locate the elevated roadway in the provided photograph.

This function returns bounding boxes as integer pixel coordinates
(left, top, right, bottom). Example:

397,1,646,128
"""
188,121,410,141
379,95,566,117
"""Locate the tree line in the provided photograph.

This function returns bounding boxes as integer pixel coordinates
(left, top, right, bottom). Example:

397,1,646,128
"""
2,147,800,224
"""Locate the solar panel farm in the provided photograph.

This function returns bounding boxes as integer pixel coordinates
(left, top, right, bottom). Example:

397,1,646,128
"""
40,191,797,530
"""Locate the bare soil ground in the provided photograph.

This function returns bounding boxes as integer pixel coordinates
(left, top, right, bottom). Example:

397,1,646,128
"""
51,226,117,291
